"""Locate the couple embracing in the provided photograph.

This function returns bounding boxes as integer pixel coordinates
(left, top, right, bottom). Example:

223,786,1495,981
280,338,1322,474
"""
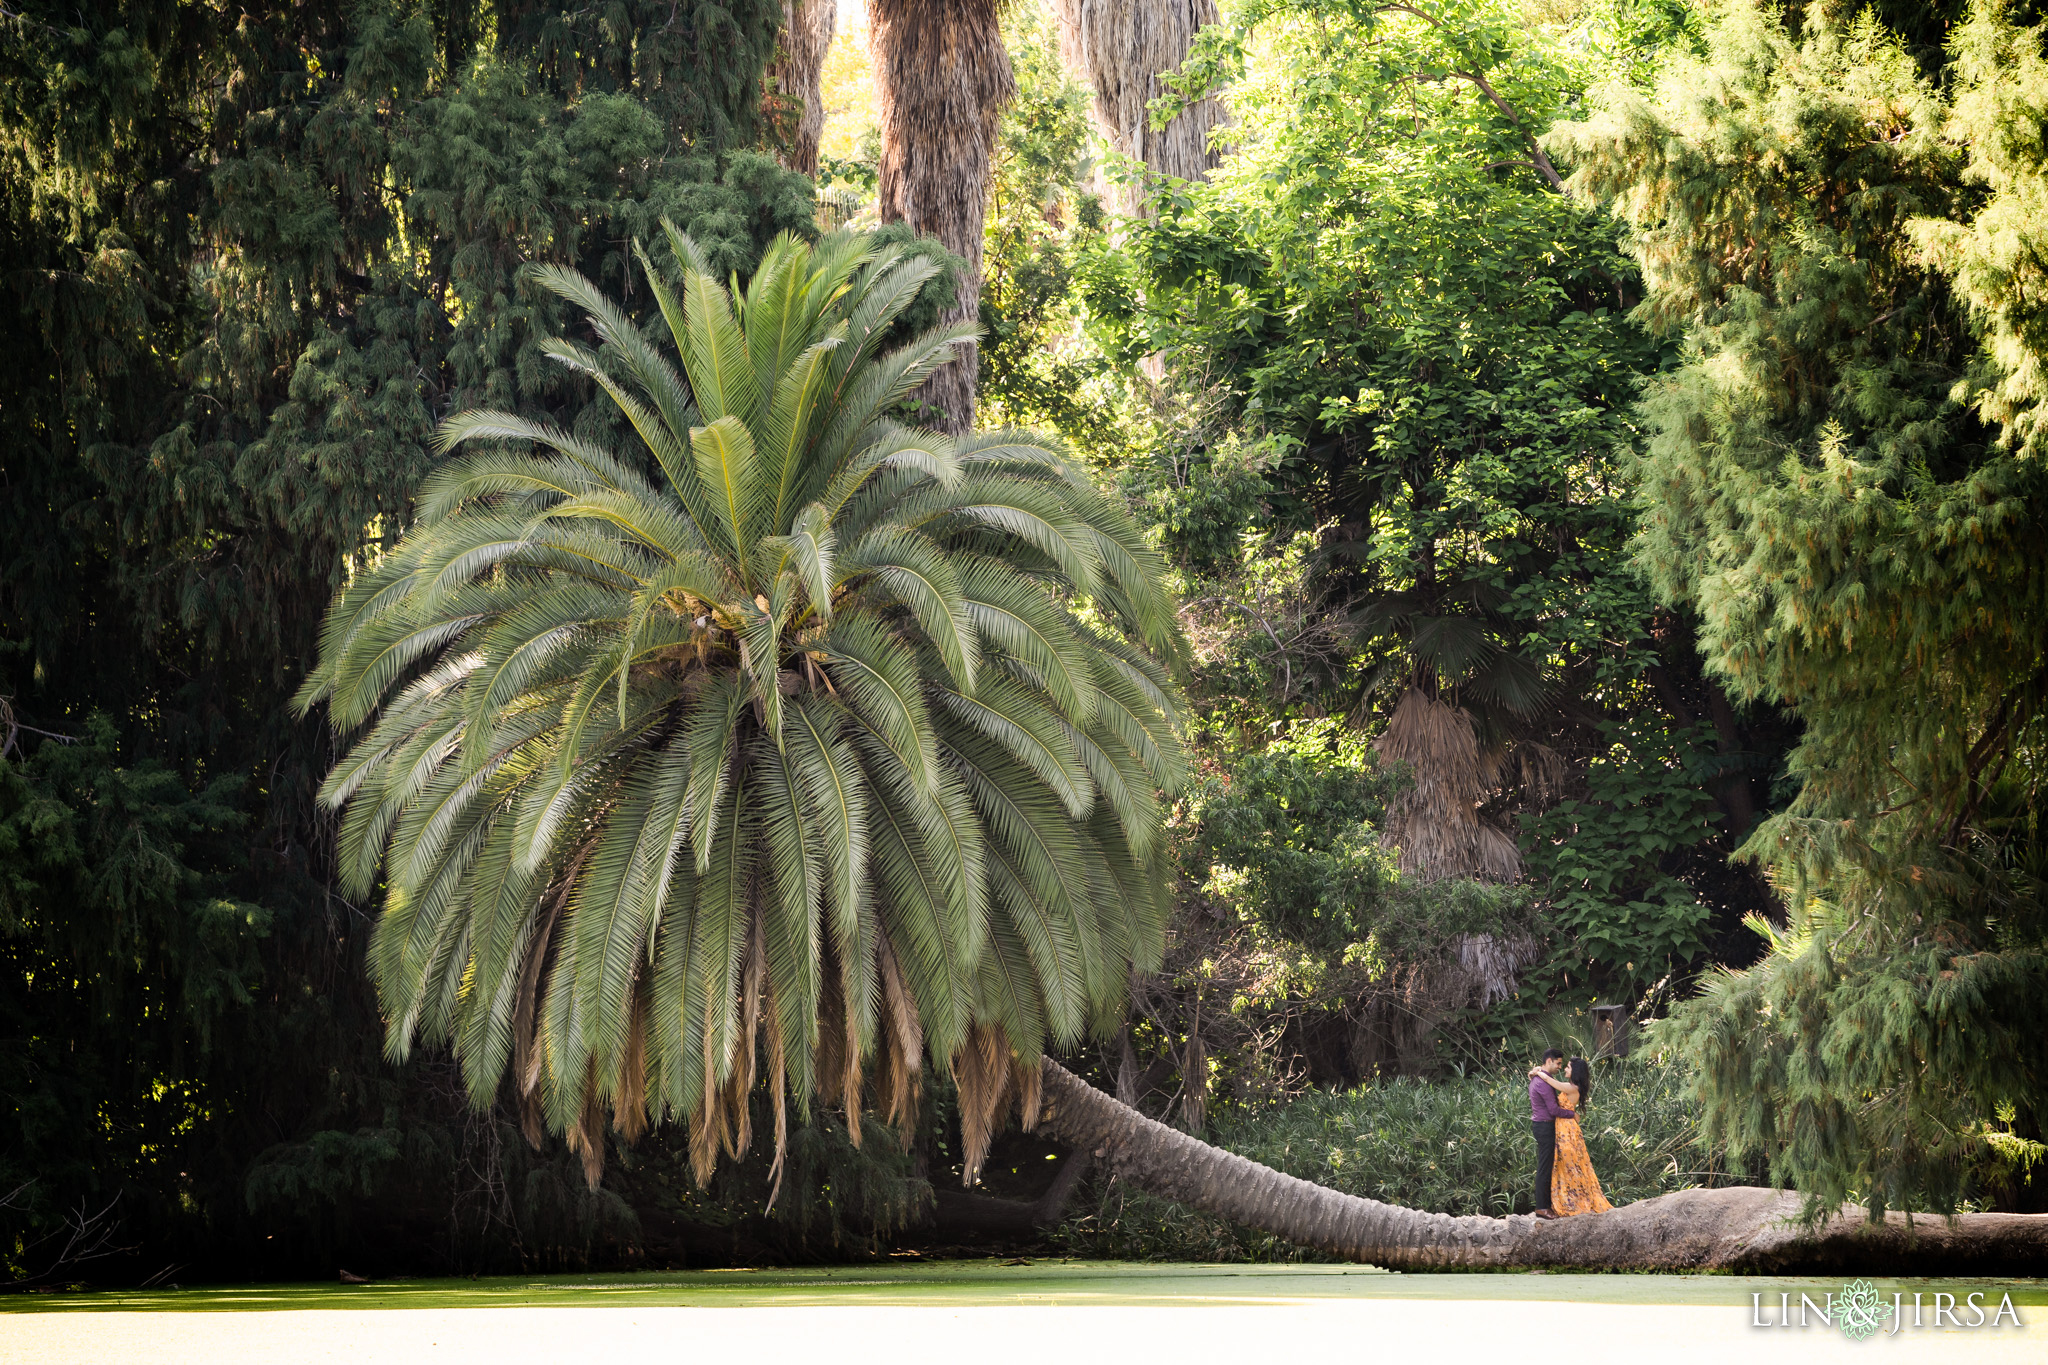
1528,1047,1610,1220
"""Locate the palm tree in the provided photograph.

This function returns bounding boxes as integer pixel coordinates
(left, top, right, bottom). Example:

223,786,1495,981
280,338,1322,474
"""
1031,1059,2048,1271
299,232,2048,1272
868,0,1015,433
297,227,1186,1190
771,0,837,177
1049,0,1226,218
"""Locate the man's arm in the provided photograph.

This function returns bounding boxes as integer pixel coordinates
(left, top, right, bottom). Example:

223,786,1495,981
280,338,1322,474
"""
1529,1075,1575,1121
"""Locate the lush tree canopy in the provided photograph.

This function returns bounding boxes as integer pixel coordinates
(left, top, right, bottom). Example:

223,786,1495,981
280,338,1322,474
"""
8,0,2048,1281
299,229,1187,1189
1549,0,2048,1216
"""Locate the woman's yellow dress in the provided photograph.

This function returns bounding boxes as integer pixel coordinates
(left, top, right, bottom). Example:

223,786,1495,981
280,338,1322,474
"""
1551,1085,1611,1216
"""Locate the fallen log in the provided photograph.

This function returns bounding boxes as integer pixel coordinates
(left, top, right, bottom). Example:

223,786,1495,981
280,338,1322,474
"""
1034,1058,2048,1273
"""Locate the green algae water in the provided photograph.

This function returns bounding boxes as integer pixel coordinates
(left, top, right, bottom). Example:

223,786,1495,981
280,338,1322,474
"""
8,1262,2045,1313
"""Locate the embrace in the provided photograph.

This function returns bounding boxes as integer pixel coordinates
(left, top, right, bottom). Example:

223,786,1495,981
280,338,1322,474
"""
1528,1048,1610,1220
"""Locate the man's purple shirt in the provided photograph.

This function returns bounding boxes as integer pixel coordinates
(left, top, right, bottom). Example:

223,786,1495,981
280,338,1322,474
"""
1530,1073,1575,1122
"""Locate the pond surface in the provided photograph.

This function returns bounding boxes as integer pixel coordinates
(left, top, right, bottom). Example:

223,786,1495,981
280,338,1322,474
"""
9,1260,2045,1312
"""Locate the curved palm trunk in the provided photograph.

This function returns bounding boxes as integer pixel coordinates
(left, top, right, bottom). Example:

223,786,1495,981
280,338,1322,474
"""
869,0,1014,433
1036,1059,2048,1273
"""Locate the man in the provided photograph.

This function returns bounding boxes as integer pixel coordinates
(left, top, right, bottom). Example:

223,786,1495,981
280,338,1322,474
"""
1529,1047,1575,1220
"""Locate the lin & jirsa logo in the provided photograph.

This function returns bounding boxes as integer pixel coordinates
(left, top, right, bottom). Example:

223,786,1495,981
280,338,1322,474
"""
1750,1281,2025,1338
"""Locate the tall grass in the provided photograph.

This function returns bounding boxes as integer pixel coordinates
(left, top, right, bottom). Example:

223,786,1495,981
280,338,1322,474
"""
1055,1057,1750,1261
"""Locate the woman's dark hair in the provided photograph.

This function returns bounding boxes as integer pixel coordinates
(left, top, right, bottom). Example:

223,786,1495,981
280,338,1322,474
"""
1568,1057,1593,1105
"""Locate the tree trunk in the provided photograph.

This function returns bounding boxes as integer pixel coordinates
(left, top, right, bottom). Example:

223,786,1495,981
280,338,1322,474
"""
1705,678,1758,836
1034,1058,2048,1273
1049,0,1225,217
771,0,838,177
869,0,1014,433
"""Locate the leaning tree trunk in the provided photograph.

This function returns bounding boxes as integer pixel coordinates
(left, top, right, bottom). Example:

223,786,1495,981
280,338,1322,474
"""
1049,0,1225,218
869,0,1014,434
771,0,838,177
1035,1059,2048,1273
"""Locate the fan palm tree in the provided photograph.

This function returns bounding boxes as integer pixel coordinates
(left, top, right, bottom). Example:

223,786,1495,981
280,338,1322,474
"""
1050,0,1226,217
297,227,1186,1189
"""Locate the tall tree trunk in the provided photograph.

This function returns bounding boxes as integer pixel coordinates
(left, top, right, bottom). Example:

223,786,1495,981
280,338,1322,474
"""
869,0,1014,433
1704,678,1758,836
1034,1059,2048,1272
771,0,838,177
1049,0,1225,217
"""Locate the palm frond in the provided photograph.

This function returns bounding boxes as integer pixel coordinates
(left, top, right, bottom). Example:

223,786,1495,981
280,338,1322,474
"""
302,230,1191,1190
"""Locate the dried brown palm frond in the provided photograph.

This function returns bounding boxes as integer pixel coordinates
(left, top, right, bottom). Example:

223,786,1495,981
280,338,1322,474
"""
1454,932,1538,1008
1049,0,1226,216
951,1022,1012,1185
1373,686,1520,882
870,0,1016,431
563,1081,608,1189
612,992,649,1144
770,0,839,176
875,935,925,1140
1515,740,1569,807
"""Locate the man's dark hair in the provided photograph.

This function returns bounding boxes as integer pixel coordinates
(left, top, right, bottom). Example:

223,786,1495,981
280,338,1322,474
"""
1542,1047,1566,1062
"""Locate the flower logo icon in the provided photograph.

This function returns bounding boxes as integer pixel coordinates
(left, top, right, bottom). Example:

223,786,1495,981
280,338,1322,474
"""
1835,1280,1893,1341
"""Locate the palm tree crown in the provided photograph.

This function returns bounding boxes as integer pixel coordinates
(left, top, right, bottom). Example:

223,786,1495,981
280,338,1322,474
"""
298,227,1186,1188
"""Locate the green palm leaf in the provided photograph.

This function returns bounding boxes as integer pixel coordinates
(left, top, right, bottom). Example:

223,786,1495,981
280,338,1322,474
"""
299,227,1189,1191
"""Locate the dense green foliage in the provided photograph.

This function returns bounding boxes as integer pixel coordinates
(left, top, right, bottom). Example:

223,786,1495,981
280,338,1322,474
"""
1193,725,1405,955
1018,0,1785,1120
1518,720,1723,993
0,0,862,1281
1548,0,2048,1217
10,0,2048,1283
1108,0,1666,725
1094,0,1774,979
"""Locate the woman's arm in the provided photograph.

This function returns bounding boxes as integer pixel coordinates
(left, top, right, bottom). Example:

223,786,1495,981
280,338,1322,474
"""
1527,1067,1566,1091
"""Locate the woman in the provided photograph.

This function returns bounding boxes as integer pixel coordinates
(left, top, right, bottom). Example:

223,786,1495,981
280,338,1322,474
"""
1529,1057,1611,1215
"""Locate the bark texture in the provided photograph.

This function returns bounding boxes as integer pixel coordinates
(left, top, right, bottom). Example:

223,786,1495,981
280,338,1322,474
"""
869,0,1014,432
1036,1058,2048,1273
1050,0,1224,215
771,0,838,177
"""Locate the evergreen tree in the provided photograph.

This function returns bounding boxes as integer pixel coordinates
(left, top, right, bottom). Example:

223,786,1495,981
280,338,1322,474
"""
1546,0,2048,1216
0,0,842,1277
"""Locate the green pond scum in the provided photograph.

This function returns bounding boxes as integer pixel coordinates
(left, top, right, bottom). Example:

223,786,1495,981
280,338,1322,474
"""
7,1263,2045,1313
